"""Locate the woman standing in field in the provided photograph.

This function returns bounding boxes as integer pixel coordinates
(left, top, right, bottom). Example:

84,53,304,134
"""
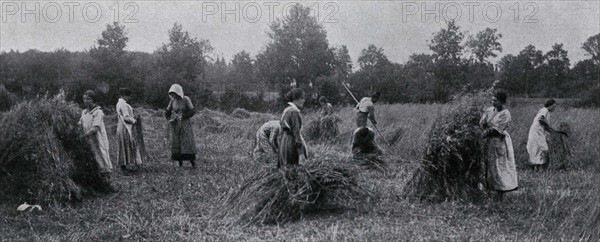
116,88,142,173
79,90,114,188
526,99,559,171
479,91,518,200
165,84,197,169
278,88,307,168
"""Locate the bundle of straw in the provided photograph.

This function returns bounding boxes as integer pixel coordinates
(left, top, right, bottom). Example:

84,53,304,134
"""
133,115,149,163
351,127,386,171
547,122,573,170
232,108,252,119
304,119,321,141
304,116,341,141
403,92,487,201
216,160,363,225
0,93,111,204
352,154,387,171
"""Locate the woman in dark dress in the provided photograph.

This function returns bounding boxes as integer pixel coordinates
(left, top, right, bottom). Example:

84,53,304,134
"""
165,84,197,169
278,88,307,168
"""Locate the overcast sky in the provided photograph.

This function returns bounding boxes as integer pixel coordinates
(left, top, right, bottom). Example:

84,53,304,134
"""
1,1,599,67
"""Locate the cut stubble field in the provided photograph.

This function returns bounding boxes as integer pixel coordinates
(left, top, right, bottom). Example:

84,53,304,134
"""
1,102,599,241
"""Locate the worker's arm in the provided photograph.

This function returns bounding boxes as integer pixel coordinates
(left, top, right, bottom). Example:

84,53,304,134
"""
368,105,377,125
538,116,555,133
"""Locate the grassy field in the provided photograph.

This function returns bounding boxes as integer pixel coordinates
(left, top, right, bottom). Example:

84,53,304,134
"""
1,101,599,241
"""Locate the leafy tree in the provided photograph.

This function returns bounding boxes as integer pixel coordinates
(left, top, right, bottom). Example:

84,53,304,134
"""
497,45,544,96
156,23,212,83
426,21,468,101
89,22,135,104
539,43,571,97
465,28,503,63
332,45,353,79
401,53,437,102
256,3,335,101
582,33,600,65
357,44,390,71
147,23,213,107
350,45,406,102
429,20,464,62
228,51,255,88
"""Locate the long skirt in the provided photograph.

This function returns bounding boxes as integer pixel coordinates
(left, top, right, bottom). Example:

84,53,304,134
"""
278,132,299,167
356,112,368,127
527,132,549,165
86,136,113,173
485,132,518,191
170,119,197,161
117,127,142,166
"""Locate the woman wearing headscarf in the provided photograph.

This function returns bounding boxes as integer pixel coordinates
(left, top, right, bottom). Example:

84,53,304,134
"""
526,99,558,170
278,88,307,168
116,88,142,172
479,91,518,200
165,84,197,169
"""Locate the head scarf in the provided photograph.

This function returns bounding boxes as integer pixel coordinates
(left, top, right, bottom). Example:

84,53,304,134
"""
169,84,184,99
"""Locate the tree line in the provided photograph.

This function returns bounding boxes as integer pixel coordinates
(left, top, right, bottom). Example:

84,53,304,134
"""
1,4,599,112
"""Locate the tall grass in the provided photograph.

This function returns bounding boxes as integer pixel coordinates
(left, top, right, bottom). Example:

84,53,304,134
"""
0,99,598,241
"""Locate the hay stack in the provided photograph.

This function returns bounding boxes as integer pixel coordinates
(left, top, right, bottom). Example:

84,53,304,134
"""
132,115,149,163
351,127,386,170
0,93,111,204
216,160,364,225
197,109,231,124
547,122,573,170
232,108,252,119
403,93,487,201
305,119,321,140
320,116,340,140
195,112,222,128
304,116,341,141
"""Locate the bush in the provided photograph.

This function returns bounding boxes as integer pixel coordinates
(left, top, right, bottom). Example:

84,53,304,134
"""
0,85,17,111
0,92,111,204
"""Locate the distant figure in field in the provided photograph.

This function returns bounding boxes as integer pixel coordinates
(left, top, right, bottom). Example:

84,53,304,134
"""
79,90,114,189
356,92,380,127
278,88,308,168
351,126,383,158
116,88,142,173
315,96,340,140
319,96,334,117
479,91,518,200
527,99,561,171
165,84,197,169
253,120,281,163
